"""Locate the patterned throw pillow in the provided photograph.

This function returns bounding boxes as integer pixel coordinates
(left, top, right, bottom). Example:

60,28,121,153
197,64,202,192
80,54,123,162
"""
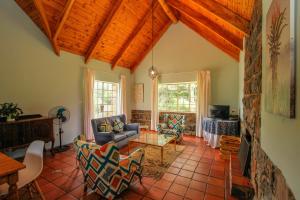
98,119,113,132
113,118,124,132
168,119,177,129
168,115,182,129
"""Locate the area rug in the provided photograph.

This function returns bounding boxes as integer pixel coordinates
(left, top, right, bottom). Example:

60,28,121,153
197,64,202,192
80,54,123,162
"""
142,144,185,179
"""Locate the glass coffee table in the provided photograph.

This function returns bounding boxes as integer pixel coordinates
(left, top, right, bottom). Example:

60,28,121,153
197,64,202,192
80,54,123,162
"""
128,132,177,164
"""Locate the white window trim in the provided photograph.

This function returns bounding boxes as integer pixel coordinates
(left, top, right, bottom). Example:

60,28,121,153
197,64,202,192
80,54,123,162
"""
94,80,120,118
158,81,197,113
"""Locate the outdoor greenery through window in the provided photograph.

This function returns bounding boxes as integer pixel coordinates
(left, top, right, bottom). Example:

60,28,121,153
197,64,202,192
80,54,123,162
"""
94,80,119,118
158,82,197,113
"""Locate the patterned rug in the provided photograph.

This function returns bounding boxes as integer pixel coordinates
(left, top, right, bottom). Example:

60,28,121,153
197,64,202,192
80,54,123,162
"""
142,143,185,179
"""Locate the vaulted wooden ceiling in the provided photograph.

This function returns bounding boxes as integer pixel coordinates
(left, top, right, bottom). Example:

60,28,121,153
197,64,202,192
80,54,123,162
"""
15,0,255,72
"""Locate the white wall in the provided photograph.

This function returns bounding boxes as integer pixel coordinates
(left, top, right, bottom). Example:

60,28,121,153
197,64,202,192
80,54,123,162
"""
261,0,300,198
133,23,239,112
0,1,132,146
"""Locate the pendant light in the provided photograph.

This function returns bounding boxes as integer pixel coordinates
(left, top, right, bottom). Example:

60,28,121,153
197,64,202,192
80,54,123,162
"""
148,1,158,80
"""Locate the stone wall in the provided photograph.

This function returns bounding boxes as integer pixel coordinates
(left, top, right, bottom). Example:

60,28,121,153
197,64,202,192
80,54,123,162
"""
131,110,151,128
243,0,295,199
131,110,196,134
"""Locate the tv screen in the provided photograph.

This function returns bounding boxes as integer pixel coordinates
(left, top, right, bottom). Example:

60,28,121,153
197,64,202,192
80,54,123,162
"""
208,105,230,119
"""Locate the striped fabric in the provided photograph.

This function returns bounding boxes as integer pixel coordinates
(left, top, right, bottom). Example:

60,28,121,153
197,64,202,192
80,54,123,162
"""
74,139,144,199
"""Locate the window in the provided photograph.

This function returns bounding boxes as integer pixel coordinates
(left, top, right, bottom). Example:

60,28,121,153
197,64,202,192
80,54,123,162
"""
158,82,197,113
94,81,119,118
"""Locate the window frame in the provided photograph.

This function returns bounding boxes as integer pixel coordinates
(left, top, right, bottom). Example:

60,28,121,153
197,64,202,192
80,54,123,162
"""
93,80,120,118
158,81,197,113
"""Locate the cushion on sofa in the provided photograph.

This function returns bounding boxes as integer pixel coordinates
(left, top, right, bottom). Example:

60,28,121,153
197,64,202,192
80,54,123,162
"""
113,133,127,142
113,118,125,132
123,131,137,137
98,119,113,132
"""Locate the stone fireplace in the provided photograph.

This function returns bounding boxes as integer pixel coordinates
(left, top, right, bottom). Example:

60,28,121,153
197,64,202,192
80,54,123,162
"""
242,0,295,199
238,130,252,178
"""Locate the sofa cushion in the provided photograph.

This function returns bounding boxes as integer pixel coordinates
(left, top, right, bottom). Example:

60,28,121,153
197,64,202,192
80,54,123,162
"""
98,119,113,132
123,131,137,137
113,118,125,132
113,133,127,142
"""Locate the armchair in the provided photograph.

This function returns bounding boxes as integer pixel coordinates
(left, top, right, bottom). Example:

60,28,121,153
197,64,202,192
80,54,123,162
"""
73,138,144,199
157,114,185,142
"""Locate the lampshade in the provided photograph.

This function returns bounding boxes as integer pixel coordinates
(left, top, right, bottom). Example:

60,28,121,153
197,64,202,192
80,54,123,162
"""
148,66,158,79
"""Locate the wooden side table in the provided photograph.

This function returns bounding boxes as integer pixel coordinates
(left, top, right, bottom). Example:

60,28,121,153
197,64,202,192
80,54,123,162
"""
0,153,25,200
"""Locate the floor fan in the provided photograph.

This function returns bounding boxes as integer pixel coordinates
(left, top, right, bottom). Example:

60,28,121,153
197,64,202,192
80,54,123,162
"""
48,106,71,152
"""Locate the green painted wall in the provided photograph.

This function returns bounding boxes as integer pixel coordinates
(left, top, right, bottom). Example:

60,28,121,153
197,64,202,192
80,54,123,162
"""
133,23,239,113
261,0,300,198
0,1,132,146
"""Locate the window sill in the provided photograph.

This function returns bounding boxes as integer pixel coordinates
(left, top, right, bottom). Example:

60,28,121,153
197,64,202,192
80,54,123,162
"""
159,111,196,114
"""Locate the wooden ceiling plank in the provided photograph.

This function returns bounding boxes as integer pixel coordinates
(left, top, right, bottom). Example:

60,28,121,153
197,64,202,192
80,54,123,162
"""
180,14,239,61
32,0,52,39
32,0,59,55
53,0,76,56
131,20,172,73
189,0,250,35
158,0,178,23
111,1,160,69
85,0,124,64
168,0,243,50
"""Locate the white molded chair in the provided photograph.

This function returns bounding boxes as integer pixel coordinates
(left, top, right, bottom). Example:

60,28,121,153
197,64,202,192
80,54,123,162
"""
0,140,45,199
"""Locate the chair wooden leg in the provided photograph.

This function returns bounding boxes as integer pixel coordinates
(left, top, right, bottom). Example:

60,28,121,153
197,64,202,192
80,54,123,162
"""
27,183,33,198
139,174,143,184
33,180,45,200
83,183,88,195
139,167,143,184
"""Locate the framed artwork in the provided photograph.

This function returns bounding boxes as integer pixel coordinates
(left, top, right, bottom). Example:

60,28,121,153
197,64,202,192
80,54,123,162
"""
134,83,144,104
266,0,295,118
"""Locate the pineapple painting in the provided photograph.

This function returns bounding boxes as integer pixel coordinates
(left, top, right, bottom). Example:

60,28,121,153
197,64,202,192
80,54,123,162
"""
266,0,295,118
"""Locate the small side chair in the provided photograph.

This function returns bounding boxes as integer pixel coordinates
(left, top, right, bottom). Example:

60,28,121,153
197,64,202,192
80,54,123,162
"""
0,140,45,199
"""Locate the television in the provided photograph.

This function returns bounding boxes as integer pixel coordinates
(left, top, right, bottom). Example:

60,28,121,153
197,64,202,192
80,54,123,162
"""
208,105,230,119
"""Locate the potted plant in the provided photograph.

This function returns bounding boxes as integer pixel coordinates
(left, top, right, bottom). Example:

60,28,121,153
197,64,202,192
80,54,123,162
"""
0,103,23,122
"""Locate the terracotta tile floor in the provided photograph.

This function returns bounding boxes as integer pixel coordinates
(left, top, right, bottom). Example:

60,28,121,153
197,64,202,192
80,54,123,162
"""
39,135,226,200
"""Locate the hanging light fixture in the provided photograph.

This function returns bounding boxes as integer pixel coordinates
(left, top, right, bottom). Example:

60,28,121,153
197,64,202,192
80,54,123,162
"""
148,1,158,80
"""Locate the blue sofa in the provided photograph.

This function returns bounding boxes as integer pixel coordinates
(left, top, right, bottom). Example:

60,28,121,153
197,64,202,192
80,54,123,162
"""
91,114,139,148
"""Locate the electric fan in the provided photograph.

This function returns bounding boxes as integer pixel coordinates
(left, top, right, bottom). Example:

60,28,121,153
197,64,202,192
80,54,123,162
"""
48,106,71,152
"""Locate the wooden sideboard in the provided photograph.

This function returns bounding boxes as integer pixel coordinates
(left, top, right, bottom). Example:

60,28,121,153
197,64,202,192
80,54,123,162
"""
0,117,55,155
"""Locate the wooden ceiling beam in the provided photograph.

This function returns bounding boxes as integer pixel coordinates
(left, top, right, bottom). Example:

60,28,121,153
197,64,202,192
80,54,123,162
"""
52,0,76,56
180,13,239,61
32,0,59,55
111,1,160,70
158,0,178,23
85,0,124,64
131,21,172,73
168,0,243,50
189,0,250,35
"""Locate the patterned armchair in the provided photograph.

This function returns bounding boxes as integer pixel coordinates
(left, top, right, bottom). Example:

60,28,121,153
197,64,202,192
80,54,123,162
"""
73,138,144,199
157,114,185,142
